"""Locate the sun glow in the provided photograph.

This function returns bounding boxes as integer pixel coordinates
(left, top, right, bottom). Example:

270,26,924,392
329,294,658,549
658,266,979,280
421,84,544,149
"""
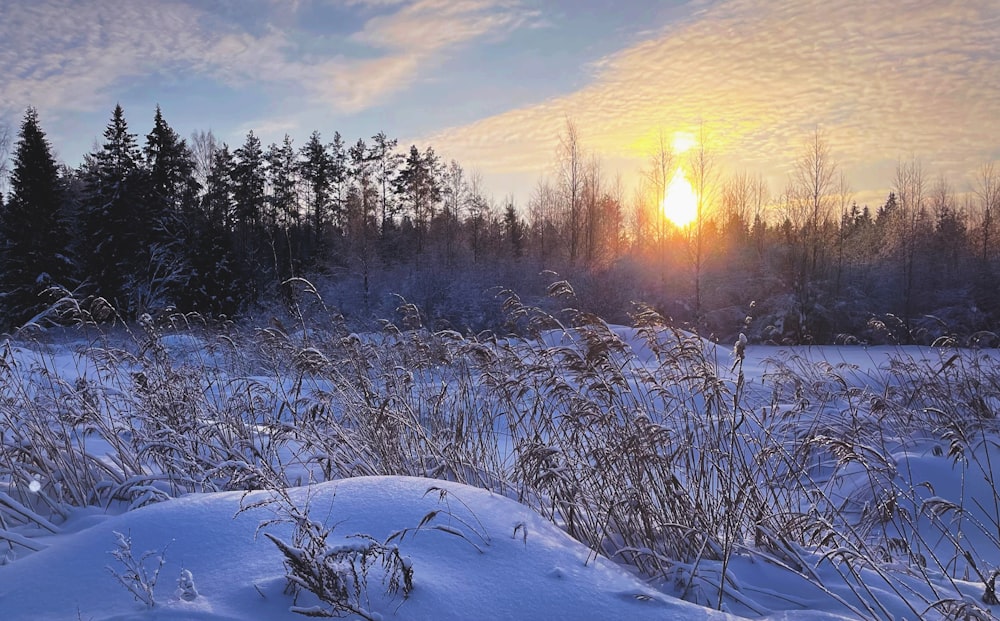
671,132,696,154
661,167,698,227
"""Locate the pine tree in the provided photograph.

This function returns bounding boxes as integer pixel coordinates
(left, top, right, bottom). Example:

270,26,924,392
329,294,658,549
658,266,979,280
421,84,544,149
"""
202,145,235,230
192,144,247,315
146,105,198,214
329,132,348,233
80,104,147,316
395,145,442,254
141,105,200,309
0,108,75,329
503,202,524,258
265,135,298,229
231,132,267,298
300,131,333,251
369,131,402,235
232,132,265,262
265,135,302,287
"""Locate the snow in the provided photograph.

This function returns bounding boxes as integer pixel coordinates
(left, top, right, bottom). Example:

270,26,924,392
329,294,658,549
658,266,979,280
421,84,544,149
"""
0,325,998,619
0,477,732,621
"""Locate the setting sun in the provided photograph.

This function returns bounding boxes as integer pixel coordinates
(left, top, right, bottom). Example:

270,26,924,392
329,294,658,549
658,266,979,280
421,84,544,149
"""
661,167,698,227
671,132,696,154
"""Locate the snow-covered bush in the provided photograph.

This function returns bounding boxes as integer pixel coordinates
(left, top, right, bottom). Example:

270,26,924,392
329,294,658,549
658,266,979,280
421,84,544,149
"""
254,490,413,620
176,568,198,601
105,530,167,608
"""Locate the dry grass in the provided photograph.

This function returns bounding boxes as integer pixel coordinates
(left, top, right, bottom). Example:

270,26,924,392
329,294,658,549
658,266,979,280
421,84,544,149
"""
0,284,998,618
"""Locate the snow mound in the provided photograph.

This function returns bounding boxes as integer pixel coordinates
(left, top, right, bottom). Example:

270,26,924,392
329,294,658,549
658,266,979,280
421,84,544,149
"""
0,476,735,621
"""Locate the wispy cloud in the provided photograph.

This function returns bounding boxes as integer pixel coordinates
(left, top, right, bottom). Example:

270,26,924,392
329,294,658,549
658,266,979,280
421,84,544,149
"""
325,0,538,111
428,0,1000,195
0,0,210,112
0,0,537,120
351,0,530,53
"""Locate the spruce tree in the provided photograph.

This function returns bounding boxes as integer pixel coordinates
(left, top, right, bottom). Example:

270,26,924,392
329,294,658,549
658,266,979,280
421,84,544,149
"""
203,145,235,230
0,108,75,329
145,105,198,215
266,135,298,229
142,105,200,308
395,145,442,254
266,135,303,285
299,131,332,253
232,132,266,297
191,144,247,315
80,104,146,316
328,132,348,233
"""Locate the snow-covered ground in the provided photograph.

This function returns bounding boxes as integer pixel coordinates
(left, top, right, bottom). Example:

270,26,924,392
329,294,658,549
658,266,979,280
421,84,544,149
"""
0,476,738,621
0,323,998,620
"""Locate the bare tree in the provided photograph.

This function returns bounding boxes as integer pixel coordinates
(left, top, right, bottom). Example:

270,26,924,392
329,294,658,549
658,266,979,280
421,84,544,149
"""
440,159,465,265
792,128,837,279
929,174,964,281
465,169,492,264
0,120,12,199
582,153,603,265
892,156,926,331
528,177,557,261
974,162,1000,264
687,124,718,325
721,171,751,231
557,118,583,263
189,129,218,192
749,173,769,256
643,130,675,250
625,184,644,252
722,169,769,243
630,178,655,255
605,173,626,260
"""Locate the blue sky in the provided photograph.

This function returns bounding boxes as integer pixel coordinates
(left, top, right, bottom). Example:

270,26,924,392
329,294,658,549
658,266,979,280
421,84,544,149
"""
2,0,999,208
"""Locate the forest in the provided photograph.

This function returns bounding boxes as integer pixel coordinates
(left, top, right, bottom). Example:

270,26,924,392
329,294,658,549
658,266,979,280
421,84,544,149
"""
1,104,998,343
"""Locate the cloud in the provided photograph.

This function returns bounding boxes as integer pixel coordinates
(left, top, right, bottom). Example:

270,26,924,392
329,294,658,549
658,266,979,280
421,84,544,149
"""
0,0,211,112
328,0,537,111
426,0,1000,198
351,0,530,53
0,0,537,121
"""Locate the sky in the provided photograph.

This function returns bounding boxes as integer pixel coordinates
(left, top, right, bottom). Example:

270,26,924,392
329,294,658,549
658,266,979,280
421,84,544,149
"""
1,0,999,210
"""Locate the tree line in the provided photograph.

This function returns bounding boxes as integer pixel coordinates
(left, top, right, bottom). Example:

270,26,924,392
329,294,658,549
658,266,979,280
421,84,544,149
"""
0,105,527,331
0,107,998,343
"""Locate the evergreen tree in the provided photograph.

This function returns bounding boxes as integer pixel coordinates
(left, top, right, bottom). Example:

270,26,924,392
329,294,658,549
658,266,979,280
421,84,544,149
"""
395,145,442,254
145,105,198,214
265,135,298,229
369,131,402,235
329,132,348,232
347,138,378,312
232,132,266,296
181,197,246,316
503,202,524,258
194,144,247,315
141,105,200,309
233,132,264,241
0,108,75,328
203,145,235,230
265,135,302,286
300,130,333,251
80,104,147,315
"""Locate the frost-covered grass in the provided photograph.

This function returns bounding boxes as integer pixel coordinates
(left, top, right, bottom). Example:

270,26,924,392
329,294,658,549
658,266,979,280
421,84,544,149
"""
0,292,999,619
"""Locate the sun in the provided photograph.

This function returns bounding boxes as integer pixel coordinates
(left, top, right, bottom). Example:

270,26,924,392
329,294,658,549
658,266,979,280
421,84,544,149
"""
661,167,698,228
671,132,696,154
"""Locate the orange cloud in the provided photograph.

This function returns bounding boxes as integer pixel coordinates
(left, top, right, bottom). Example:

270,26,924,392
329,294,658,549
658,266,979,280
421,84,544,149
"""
426,0,1000,200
